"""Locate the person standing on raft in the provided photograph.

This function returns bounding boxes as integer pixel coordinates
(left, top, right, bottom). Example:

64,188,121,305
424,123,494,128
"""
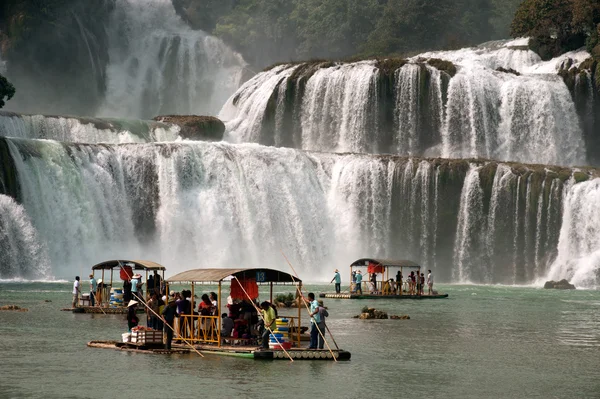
72,276,81,308
331,269,341,293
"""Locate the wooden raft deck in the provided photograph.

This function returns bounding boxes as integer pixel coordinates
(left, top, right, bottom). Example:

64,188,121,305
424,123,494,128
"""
320,292,448,299
87,340,351,360
61,307,146,314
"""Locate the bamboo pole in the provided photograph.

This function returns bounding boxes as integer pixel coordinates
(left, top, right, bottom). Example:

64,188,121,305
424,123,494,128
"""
280,251,338,361
232,277,294,362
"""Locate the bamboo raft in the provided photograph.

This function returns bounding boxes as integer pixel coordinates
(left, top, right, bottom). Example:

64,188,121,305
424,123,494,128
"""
87,340,351,360
320,293,448,299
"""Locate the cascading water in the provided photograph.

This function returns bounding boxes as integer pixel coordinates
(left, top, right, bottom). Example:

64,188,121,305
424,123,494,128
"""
0,111,180,143
0,194,50,279
221,39,590,167
98,0,246,119
2,134,597,286
546,179,600,288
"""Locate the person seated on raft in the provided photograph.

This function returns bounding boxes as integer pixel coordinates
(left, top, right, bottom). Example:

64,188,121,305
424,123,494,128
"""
382,279,392,295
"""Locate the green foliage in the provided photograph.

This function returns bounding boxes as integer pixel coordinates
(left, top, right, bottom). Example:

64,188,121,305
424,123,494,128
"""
274,292,295,304
0,73,15,108
511,0,600,60
179,0,523,68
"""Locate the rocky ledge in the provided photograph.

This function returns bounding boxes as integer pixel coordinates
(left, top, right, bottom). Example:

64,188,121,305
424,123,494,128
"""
0,305,28,311
543,279,576,290
353,307,410,320
153,115,225,141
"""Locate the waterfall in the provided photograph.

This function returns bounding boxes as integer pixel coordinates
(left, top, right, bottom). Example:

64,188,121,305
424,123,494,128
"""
0,194,50,279
221,40,589,166
546,179,600,288
3,134,595,283
98,0,246,119
0,111,180,143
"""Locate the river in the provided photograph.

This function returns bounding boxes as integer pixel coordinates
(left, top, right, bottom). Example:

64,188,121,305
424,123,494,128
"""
1,283,598,399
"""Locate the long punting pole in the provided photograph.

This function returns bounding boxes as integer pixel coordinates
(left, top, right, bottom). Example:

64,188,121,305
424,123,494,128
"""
117,262,204,358
280,251,339,359
232,277,294,362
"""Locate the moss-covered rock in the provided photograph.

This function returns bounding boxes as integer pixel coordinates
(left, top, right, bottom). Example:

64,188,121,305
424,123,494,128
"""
426,58,457,77
153,115,225,141
496,67,521,76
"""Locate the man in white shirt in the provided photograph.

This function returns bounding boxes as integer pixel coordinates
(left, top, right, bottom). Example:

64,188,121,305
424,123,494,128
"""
427,270,434,295
72,276,81,308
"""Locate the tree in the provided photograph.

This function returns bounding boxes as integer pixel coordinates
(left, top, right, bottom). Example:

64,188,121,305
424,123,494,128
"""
0,73,15,108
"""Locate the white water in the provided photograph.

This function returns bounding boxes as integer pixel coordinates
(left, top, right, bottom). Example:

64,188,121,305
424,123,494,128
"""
4,136,592,285
0,112,180,143
0,194,50,278
222,40,589,166
98,0,246,118
546,179,600,288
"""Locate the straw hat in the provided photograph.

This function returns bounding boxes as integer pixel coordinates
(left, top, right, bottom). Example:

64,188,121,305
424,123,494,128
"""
132,273,142,279
317,300,324,306
89,274,94,278
127,300,138,307
334,269,339,273
357,270,362,274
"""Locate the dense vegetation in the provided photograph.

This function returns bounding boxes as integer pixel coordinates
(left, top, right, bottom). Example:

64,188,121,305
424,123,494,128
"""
0,73,15,108
173,0,523,68
511,0,600,60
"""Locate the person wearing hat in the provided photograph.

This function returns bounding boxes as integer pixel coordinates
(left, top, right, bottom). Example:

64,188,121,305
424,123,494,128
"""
162,298,178,350
355,270,363,294
89,274,97,307
131,273,144,302
127,300,139,331
330,269,341,294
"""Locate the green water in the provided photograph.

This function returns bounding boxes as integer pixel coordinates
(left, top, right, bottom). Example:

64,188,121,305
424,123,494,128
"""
0,283,599,399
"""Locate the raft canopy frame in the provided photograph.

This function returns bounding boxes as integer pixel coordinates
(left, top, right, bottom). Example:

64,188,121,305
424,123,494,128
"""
89,260,167,308
165,268,303,348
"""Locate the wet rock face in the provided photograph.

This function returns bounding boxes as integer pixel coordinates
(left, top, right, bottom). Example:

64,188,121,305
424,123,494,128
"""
543,279,576,290
153,115,225,141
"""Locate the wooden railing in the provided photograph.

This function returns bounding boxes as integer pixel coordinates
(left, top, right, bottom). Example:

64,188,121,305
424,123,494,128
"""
173,314,219,345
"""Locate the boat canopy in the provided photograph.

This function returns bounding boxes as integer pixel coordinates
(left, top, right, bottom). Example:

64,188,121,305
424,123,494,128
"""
91,260,166,271
166,268,301,284
350,258,421,269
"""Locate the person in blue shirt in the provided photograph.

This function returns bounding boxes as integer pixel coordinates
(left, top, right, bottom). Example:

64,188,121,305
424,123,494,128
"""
89,274,97,306
355,270,363,294
307,292,321,349
330,269,341,293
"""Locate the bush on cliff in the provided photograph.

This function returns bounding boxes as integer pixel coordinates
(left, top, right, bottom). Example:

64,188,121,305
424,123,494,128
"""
0,73,15,108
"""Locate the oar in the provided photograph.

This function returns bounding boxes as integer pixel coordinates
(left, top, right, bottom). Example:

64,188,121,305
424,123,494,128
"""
91,291,106,315
232,277,294,362
280,251,339,361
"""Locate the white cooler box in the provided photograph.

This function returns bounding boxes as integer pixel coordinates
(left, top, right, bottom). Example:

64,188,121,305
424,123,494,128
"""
130,330,162,344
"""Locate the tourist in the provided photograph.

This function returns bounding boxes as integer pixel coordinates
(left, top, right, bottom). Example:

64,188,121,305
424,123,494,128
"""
148,293,160,330
89,274,97,306
259,301,277,349
317,300,329,349
132,273,144,301
331,269,341,294
209,292,218,314
123,279,132,303
351,270,357,293
420,273,425,295
355,270,363,294
370,272,378,294
221,313,234,337
382,279,393,295
72,276,80,308
396,271,402,293
127,300,139,331
427,269,434,295
198,294,213,315
307,292,321,349
162,298,177,350
410,271,416,295
96,279,104,305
